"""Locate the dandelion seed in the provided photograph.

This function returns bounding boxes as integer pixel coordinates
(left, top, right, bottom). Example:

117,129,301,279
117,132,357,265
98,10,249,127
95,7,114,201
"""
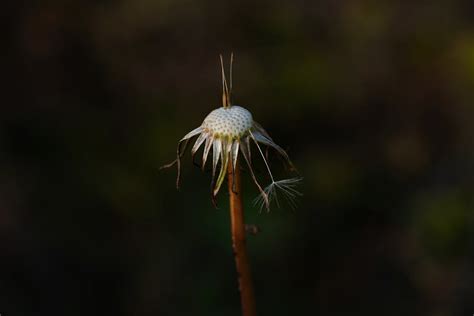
254,178,303,211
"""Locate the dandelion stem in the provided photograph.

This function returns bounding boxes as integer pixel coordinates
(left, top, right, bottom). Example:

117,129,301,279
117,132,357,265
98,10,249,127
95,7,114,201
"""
228,158,257,316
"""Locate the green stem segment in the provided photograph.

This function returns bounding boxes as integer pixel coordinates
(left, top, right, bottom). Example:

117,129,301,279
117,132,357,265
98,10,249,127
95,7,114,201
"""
228,159,257,316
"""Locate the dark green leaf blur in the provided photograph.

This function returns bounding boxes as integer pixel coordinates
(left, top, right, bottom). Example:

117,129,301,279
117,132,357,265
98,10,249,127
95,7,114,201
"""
2,1,474,315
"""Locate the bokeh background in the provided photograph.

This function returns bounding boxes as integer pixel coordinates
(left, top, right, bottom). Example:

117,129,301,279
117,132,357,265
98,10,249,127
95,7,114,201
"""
2,1,474,315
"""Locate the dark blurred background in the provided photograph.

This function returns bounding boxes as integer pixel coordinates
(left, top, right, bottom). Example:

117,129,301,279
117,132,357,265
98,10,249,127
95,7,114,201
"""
2,0,474,315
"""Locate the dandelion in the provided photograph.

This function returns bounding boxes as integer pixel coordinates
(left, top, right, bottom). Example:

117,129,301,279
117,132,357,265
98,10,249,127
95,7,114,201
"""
162,54,301,211
161,54,301,316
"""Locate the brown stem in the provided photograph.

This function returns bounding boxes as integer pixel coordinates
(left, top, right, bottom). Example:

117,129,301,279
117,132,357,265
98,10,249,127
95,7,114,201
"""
228,159,257,316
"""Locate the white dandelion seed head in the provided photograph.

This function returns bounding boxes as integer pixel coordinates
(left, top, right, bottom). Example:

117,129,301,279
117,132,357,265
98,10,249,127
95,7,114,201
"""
161,54,301,210
202,105,253,139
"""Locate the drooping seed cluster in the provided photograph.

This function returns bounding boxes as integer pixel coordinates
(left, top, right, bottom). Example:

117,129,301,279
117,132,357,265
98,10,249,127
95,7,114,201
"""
202,105,253,138
163,104,300,211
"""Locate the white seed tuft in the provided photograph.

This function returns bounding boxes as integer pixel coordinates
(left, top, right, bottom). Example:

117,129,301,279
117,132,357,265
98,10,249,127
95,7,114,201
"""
254,177,303,211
